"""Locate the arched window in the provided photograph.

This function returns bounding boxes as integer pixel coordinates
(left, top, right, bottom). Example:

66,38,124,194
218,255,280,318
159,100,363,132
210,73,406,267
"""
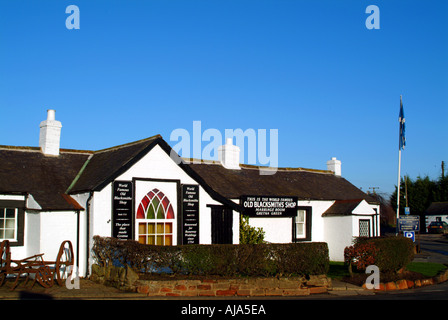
136,189,175,245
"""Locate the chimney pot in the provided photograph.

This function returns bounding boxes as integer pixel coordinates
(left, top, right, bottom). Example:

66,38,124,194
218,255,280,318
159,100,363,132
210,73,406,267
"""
47,109,56,121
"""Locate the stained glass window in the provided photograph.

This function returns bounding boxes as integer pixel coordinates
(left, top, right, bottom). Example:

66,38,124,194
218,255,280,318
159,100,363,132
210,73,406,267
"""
136,189,174,246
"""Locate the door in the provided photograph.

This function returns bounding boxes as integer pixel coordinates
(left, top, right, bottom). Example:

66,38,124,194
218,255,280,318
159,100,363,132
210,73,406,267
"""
210,206,233,244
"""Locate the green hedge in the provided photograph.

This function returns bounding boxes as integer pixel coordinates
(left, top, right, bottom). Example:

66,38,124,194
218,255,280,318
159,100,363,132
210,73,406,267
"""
345,236,415,273
92,236,329,277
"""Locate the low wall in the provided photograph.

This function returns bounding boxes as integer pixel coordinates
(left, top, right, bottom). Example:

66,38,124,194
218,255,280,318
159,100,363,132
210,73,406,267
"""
89,264,331,297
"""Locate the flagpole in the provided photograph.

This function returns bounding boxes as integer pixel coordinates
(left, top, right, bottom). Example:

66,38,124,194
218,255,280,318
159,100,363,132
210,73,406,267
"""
396,94,403,235
396,147,401,234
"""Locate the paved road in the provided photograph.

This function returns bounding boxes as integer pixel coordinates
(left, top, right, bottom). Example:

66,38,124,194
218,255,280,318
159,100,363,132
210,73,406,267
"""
413,233,448,264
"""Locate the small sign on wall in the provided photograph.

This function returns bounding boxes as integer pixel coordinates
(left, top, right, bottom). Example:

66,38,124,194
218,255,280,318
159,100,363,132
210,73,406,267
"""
182,184,199,244
112,180,133,240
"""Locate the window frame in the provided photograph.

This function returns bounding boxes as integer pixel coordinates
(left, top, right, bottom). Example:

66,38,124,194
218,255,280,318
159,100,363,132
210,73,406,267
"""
293,206,312,242
0,208,18,241
0,200,25,246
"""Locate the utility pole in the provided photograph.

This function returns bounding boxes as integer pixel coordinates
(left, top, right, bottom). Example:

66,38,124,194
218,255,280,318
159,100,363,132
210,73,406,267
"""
369,187,379,194
442,161,445,179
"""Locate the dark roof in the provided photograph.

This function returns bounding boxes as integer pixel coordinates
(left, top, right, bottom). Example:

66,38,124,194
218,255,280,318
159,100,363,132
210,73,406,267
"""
1,136,376,212
67,135,162,193
425,202,448,215
187,161,376,202
321,199,363,217
0,146,91,210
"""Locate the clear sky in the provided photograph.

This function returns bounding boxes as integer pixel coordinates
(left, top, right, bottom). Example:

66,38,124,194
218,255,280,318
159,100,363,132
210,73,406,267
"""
0,0,447,198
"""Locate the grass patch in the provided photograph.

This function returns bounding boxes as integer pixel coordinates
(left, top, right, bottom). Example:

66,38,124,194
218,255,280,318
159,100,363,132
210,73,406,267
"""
327,261,447,285
405,262,447,277
327,261,350,280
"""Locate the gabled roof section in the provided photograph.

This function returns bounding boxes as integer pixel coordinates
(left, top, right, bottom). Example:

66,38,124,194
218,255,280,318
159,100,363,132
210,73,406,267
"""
322,199,377,217
67,136,242,211
0,145,91,210
322,199,364,217
67,135,162,193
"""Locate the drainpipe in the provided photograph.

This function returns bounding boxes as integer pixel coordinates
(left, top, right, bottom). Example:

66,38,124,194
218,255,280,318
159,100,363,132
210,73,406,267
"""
85,191,93,278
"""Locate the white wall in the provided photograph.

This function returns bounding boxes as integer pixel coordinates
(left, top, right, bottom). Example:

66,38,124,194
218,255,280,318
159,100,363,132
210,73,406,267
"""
244,198,381,262
39,211,78,262
246,200,334,244
115,144,225,245
248,217,292,243
303,200,334,242
80,144,237,274
324,215,353,261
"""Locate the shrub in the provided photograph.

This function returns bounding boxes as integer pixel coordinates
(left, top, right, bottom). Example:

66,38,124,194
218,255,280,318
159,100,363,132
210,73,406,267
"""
92,236,329,277
344,242,379,273
239,215,265,244
344,236,415,274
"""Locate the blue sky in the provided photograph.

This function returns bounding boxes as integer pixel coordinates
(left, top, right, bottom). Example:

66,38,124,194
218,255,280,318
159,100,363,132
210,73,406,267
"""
0,0,447,198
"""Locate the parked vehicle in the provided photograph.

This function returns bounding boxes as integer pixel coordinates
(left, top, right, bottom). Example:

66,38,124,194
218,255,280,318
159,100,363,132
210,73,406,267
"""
427,221,448,234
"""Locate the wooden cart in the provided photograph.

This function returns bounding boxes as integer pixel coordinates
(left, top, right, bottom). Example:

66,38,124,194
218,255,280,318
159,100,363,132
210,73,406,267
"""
0,240,74,290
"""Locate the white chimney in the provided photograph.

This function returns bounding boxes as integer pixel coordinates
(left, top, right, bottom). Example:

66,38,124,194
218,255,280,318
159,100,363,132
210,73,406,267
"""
327,157,341,176
218,138,241,170
39,109,62,156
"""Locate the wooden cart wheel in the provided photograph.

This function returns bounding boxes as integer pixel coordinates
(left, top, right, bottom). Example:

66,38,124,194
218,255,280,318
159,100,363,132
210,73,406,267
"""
36,266,53,288
54,241,74,286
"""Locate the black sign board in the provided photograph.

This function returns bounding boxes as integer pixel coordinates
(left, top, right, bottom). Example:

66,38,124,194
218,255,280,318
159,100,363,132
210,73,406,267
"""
112,181,133,240
182,184,199,244
241,195,298,217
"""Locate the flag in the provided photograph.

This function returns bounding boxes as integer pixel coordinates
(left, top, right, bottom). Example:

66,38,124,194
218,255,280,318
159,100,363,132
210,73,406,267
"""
399,96,406,150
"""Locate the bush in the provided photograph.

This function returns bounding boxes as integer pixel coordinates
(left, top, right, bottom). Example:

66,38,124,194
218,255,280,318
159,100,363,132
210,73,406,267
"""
344,236,415,274
92,236,329,277
344,242,379,273
239,216,265,244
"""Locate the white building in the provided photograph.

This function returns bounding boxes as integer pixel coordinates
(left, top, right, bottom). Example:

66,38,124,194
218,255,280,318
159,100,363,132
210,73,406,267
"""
424,202,448,231
0,110,380,278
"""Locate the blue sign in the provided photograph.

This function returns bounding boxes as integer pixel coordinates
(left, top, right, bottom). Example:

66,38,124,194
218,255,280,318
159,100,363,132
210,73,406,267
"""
404,231,415,242
398,215,420,232
405,207,410,215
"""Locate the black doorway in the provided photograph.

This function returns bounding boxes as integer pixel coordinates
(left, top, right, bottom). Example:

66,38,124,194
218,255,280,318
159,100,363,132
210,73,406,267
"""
210,205,233,244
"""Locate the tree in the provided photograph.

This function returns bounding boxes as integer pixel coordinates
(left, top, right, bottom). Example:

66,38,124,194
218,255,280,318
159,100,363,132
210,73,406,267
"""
390,175,438,215
389,171,448,231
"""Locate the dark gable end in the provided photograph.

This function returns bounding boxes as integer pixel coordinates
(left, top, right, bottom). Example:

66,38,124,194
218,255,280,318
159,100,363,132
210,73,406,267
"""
67,135,242,211
67,135,162,193
0,146,91,210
